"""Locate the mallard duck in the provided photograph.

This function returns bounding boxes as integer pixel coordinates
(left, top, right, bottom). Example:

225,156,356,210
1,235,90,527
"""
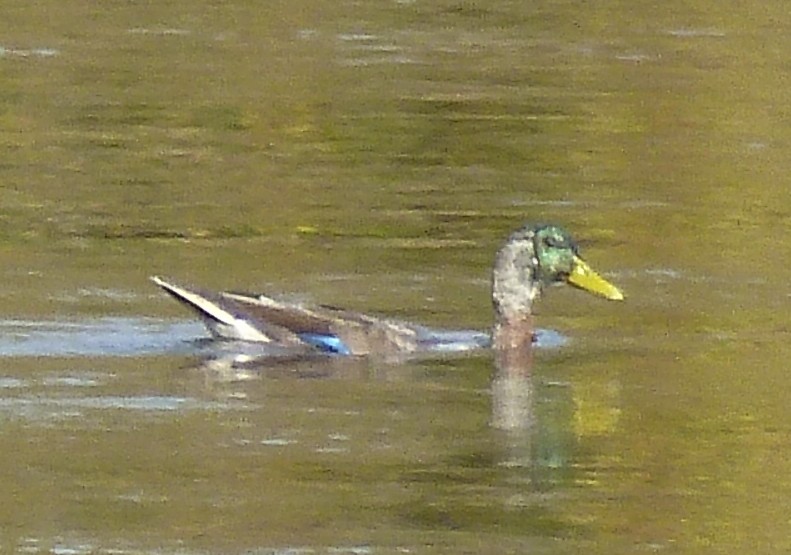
151,223,623,357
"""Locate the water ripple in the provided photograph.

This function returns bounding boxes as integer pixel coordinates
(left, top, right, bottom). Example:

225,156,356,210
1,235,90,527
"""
0,318,203,357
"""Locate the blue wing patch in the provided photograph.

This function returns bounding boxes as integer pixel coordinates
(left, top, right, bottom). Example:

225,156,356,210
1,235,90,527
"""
298,333,352,355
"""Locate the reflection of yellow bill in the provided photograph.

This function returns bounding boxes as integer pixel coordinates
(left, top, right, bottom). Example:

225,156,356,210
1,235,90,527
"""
568,255,624,301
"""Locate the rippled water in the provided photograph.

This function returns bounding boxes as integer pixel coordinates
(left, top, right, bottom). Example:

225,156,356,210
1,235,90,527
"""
0,318,201,357
2,0,791,553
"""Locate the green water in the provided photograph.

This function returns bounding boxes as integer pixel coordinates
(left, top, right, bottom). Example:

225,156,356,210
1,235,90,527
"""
1,0,790,553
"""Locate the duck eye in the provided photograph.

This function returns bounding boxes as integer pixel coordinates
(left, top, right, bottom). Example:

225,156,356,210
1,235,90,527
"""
543,235,565,249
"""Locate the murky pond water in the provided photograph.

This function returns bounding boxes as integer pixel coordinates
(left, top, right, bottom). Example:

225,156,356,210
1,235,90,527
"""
2,0,791,553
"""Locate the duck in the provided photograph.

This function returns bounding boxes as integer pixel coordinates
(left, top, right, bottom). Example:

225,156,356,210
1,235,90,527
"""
150,223,623,358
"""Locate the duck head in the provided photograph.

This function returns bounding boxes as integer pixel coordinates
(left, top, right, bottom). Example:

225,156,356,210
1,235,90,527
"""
492,224,623,323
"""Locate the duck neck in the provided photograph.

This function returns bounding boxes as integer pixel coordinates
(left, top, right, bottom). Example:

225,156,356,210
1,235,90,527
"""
492,316,534,363
491,236,542,325
490,236,542,370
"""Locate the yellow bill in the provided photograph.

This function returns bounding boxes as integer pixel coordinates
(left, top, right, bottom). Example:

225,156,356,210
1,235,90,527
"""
567,255,624,301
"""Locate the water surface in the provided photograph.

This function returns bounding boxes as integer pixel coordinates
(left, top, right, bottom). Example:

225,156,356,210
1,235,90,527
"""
1,0,791,553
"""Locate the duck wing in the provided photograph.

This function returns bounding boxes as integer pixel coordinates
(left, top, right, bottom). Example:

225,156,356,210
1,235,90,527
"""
221,291,421,355
150,276,304,345
151,277,420,355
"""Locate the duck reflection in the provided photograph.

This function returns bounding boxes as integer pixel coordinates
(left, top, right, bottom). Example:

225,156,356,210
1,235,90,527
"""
153,224,623,438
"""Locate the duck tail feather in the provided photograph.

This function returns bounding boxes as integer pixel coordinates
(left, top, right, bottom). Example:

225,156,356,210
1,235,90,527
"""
150,276,272,342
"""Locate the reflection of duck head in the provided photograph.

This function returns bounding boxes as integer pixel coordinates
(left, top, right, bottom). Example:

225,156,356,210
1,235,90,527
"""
490,224,624,430
492,224,624,359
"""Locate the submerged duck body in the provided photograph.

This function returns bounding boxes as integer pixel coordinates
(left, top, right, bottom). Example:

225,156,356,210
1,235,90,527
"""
150,275,463,356
151,224,623,357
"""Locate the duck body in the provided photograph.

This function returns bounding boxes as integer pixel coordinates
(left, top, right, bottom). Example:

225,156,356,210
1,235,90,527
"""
150,276,491,357
151,224,623,358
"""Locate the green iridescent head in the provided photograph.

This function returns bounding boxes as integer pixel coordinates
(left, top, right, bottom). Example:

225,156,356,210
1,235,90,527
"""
532,225,580,284
492,224,623,321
